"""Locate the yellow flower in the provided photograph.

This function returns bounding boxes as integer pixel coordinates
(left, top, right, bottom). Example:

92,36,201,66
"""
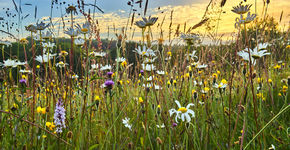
121,61,127,67
167,81,171,85
13,103,18,109
221,79,227,84
173,80,177,84
95,95,101,101
42,135,47,138
37,106,42,113
217,71,221,74
282,85,288,93
46,122,55,131
20,38,29,44
204,87,210,92
256,93,262,98
157,105,161,109
137,80,141,83
167,51,172,57
268,79,272,84
198,70,203,74
212,73,218,78
46,122,51,127
126,80,130,84
192,89,196,94
119,80,123,85
185,73,190,78
41,108,46,114
286,45,290,49
188,66,192,72
278,93,282,96
257,78,262,84
273,64,281,69
138,97,144,103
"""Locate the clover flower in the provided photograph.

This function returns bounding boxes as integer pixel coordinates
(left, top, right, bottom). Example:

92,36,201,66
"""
54,98,66,133
169,100,195,123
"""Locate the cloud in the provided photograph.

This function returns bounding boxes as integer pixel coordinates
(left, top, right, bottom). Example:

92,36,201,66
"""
0,0,289,43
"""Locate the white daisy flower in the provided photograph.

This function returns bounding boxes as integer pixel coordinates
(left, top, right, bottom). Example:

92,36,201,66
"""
186,50,198,60
0,40,12,47
35,53,56,63
56,61,68,68
74,38,85,46
2,59,26,68
90,52,107,57
42,42,55,49
141,63,156,71
133,46,156,57
169,100,195,123
100,65,112,71
196,63,207,69
156,123,165,128
91,64,101,70
143,57,157,64
156,70,165,75
64,28,78,37
19,69,32,74
115,57,126,63
122,117,132,130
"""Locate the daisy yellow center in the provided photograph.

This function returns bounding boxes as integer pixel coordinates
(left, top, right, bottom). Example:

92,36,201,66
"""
81,28,88,33
178,107,187,113
142,51,146,55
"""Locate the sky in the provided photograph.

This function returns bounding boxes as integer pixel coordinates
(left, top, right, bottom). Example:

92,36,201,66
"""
0,0,289,43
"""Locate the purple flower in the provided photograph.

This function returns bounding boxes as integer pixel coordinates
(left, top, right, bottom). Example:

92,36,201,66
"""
19,79,27,84
104,80,114,89
140,70,144,75
107,71,113,78
172,122,177,127
54,98,66,133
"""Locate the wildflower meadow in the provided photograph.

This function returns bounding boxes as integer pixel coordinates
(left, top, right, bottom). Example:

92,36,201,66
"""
0,0,289,149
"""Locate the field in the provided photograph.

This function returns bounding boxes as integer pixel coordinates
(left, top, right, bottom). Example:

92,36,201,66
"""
0,0,289,149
